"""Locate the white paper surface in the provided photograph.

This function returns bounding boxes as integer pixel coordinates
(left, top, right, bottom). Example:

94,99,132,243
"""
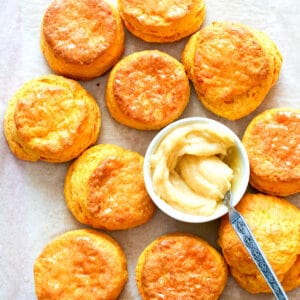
0,0,299,299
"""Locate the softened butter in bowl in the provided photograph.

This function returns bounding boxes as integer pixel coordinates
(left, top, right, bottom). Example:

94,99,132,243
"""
144,117,250,223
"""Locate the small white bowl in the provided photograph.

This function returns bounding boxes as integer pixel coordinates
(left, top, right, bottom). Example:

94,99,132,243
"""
144,117,250,223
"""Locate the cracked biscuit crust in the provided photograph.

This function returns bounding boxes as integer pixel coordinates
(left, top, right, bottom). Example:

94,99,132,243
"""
4,74,101,162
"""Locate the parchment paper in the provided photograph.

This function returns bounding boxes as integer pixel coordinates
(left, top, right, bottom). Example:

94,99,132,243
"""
0,1,299,299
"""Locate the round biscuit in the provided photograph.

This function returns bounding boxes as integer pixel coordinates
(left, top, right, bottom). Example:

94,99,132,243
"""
218,193,300,294
64,144,156,230
118,0,206,43
34,229,128,299
182,21,282,120
41,0,124,79
4,74,101,162
242,107,300,196
106,50,190,130
136,233,228,299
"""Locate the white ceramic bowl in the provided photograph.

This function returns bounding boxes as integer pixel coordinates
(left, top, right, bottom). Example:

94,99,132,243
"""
144,117,250,223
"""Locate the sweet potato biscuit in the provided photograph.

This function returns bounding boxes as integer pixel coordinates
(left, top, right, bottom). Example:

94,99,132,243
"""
242,107,300,196
282,255,300,292
218,193,300,294
4,74,101,163
136,233,228,300
182,21,282,120
34,229,128,300
230,255,300,294
106,50,190,130
41,0,124,79
64,144,156,230
118,0,206,43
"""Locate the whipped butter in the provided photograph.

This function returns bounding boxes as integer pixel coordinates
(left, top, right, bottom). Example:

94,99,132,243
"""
150,123,235,216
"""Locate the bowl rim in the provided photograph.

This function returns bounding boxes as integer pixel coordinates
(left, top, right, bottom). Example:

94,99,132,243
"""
143,117,250,223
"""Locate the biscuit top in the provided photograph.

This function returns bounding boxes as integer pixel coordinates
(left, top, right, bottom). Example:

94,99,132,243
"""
140,234,226,298
120,0,193,25
112,51,189,126
246,109,300,178
14,77,89,156
85,146,153,228
194,22,270,103
87,156,141,216
34,230,127,299
42,0,117,64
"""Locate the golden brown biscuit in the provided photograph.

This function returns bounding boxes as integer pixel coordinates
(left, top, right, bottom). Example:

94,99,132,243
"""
136,233,228,299
106,50,190,130
34,229,128,300
229,256,300,294
4,74,101,163
242,107,300,196
64,144,156,230
282,255,300,292
41,0,124,80
218,193,300,294
182,21,282,120
118,0,206,43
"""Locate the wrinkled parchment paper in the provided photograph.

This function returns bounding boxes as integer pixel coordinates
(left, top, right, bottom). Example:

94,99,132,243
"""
0,0,299,299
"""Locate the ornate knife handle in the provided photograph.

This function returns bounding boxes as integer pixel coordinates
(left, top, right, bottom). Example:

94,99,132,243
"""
229,209,288,300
